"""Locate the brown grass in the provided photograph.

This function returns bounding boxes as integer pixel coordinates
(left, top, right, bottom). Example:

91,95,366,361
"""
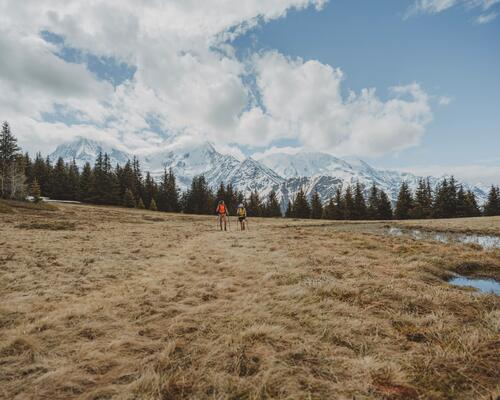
0,201,13,214
394,215,500,235
0,204,499,399
16,220,77,231
1,199,59,212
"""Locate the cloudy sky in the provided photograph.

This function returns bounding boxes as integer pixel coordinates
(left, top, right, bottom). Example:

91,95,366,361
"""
0,0,499,184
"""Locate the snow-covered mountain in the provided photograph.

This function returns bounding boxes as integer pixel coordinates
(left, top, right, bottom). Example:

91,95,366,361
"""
50,137,131,167
226,157,284,198
141,142,241,189
260,152,430,205
49,137,489,206
258,151,353,178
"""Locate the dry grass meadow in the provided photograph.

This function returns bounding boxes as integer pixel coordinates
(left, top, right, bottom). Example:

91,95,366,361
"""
0,201,499,400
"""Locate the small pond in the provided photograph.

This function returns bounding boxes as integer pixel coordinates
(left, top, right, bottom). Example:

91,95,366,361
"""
448,276,500,295
388,227,500,250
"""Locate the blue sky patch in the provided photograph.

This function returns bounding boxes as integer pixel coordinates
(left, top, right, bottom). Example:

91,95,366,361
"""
41,30,136,87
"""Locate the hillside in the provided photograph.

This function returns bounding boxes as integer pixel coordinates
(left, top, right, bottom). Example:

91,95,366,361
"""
1,202,498,399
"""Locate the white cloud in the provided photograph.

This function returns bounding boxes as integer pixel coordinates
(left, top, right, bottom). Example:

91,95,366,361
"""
438,96,453,105
0,0,327,155
0,0,435,160
244,51,432,157
252,146,304,160
407,0,499,17
409,0,459,14
476,11,499,22
212,143,246,161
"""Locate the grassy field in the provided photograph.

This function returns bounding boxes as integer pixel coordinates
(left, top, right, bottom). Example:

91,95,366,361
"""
393,216,500,236
0,202,499,399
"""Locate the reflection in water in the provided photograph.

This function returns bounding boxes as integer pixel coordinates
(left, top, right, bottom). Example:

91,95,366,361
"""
388,227,500,250
449,276,500,295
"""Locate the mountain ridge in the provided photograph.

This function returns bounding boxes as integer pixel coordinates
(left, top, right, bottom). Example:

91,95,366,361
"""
49,137,489,206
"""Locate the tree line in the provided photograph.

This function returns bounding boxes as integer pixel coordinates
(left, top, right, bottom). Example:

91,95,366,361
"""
1,121,500,219
284,178,498,221
284,184,394,220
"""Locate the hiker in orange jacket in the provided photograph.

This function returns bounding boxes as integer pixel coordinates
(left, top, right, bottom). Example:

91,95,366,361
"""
216,200,229,231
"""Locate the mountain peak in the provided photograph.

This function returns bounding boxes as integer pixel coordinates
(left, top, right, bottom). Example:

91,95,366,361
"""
50,136,131,166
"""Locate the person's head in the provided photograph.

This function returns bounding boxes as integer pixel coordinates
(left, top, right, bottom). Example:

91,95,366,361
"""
238,203,244,208
219,200,224,204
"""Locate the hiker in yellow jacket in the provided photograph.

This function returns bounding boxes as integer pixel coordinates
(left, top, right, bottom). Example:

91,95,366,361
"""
236,203,247,231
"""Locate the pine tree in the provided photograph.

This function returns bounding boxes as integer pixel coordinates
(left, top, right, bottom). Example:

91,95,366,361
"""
123,188,136,208
411,178,433,219
322,198,336,219
224,183,238,215
236,191,245,208
247,190,263,217
310,191,323,219
32,153,50,196
67,159,80,200
353,183,367,220
285,200,293,218
342,185,354,220
143,172,157,209
367,184,379,220
137,197,145,209
293,187,311,219
183,175,213,215
132,157,143,201
216,182,226,204
149,198,158,211
332,187,344,220
464,190,481,217
433,178,458,218
395,182,413,220
91,152,105,203
160,168,180,212
265,190,282,217
24,153,33,185
377,190,393,220
44,156,54,198
484,186,500,216
0,121,21,198
30,178,42,203
103,154,120,205
79,162,93,202
455,185,468,218
51,157,70,200
118,161,136,199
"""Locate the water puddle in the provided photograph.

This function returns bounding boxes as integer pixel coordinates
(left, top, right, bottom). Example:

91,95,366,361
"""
448,276,500,295
388,227,500,250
